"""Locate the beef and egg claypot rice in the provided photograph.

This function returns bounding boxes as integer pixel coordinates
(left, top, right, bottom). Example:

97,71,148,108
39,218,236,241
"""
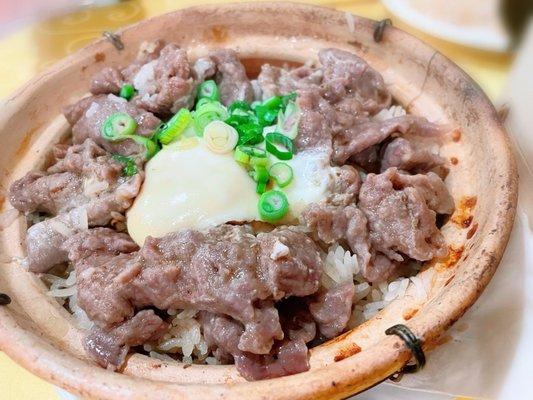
0,5,517,398
8,42,456,381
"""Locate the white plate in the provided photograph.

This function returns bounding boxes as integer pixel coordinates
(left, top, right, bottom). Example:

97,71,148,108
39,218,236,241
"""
382,0,510,52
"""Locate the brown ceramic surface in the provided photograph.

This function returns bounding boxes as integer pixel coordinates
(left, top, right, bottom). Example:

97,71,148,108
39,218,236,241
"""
0,3,518,399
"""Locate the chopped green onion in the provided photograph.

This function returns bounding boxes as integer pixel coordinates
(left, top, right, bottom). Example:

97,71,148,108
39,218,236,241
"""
203,121,238,154
228,101,252,114
250,156,269,168
119,84,135,101
197,80,220,101
276,101,300,139
262,95,283,110
226,114,256,128
235,145,267,158
234,147,251,164
112,154,137,176
101,112,137,141
236,123,264,146
256,181,267,195
253,93,297,126
194,101,228,136
265,132,295,160
156,109,192,145
250,165,269,183
255,105,279,126
258,190,289,222
269,162,293,187
196,98,214,109
131,136,159,159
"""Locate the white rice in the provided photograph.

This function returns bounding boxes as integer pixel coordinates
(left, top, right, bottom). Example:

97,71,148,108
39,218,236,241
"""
144,309,209,363
322,244,426,329
45,269,94,330
373,104,407,122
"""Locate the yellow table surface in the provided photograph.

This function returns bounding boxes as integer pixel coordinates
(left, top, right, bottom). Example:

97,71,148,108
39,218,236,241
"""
0,1,512,399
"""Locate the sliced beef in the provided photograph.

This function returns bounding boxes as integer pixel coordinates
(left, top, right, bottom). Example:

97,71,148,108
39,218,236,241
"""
65,228,140,324
234,339,309,381
381,137,448,178
25,207,88,273
329,165,361,206
390,170,455,215
9,171,82,215
121,40,166,82
256,228,322,298
319,48,391,116
351,145,381,173
64,94,160,156
256,63,323,99
65,225,322,360
302,203,371,274
200,312,243,363
129,44,195,115
10,140,122,216
200,312,310,380
85,310,167,370
12,139,142,219
332,115,442,165
192,56,216,82
278,298,317,344
365,253,400,283
295,89,335,152
208,49,253,105
10,140,142,272
90,67,124,95
358,168,452,265
309,281,355,338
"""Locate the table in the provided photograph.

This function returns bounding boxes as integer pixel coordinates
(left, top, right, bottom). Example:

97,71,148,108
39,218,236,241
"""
0,1,513,399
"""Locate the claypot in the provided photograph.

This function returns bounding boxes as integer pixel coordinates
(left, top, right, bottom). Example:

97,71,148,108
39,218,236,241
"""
0,2,518,399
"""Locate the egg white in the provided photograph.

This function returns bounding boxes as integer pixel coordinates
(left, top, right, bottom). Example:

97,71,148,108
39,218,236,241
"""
127,136,334,245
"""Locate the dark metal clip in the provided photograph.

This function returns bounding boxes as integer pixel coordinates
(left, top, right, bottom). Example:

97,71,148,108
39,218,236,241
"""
373,18,392,43
385,324,426,382
103,31,125,51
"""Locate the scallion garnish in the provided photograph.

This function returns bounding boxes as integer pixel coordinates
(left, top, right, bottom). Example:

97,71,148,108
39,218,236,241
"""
194,101,229,136
258,190,289,222
228,100,252,114
276,101,300,139
203,121,238,154
119,84,135,101
235,145,267,159
250,156,269,168
250,165,269,183
156,109,192,145
131,136,159,159
269,162,293,188
254,92,297,127
234,147,251,164
101,112,138,141
112,154,137,176
256,181,267,195
265,132,295,160
197,80,220,102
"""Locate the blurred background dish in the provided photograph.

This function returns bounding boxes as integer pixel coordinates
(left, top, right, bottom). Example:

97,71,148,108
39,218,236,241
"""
382,0,511,51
